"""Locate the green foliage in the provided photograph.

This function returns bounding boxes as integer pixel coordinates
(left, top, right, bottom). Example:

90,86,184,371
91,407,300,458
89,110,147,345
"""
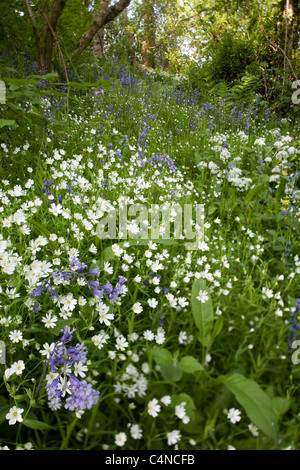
220,373,279,441
0,59,299,450
191,278,214,348
0,1,299,451
206,32,257,84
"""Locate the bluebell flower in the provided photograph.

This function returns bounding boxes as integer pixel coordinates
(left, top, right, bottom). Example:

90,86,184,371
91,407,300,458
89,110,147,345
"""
52,269,64,281
60,326,76,344
88,267,100,276
102,281,113,294
118,276,126,285
69,257,88,273
92,288,103,297
50,288,58,299
67,342,88,364
46,378,62,408
89,280,99,289
31,284,43,299
45,327,100,411
65,376,99,411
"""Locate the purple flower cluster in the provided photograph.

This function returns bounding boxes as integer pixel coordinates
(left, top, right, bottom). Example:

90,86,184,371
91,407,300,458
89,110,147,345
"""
69,257,88,273
65,376,100,411
42,180,54,194
256,155,265,176
284,242,292,263
31,282,58,312
46,378,62,408
49,334,87,373
31,257,101,308
42,180,62,204
69,257,100,277
89,275,127,303
146,152,177,174
45,326,100,411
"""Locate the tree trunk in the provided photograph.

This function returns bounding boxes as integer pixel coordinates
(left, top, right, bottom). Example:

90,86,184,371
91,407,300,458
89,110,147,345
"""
24,0,132,71
93,29,105,56
24,0,67,74
280,0,299,81
287,0,299,56
93,0,108,56
142,0,156,68
44,0,67,73
123,8,135,65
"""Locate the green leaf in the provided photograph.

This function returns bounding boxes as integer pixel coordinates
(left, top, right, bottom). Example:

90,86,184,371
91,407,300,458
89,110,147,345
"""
160,360,182,383
207,205,218,215
52,318,77,336
194,151,202,165
171,393,196,421
28,73,59,81
221,373,278,440
8,84,20,91
12,394,27,402
3,297,25,313
245,184,268,204
0,119,17,129
30,219,51,239
5,67,18,73
89,116,103,124
0,404,13,425
3,78,40,87
98,243,120,267
191,278,214,347
23,418,53,430
152,347,173,366
68,81,89,90
179,355,204,373
92,79,114,89
211,315,224,342
271,397,289,418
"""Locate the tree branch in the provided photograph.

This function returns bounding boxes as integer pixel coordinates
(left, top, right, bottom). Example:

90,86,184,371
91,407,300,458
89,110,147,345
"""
71,0,132,60
39,7,69,84
23,0,43,51
44,0,68,72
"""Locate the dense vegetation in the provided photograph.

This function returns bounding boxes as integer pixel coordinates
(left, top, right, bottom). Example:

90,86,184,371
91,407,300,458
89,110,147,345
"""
0,0,299,452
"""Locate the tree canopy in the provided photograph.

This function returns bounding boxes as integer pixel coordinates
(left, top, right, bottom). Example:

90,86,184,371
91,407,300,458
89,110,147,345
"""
0,0,299,112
